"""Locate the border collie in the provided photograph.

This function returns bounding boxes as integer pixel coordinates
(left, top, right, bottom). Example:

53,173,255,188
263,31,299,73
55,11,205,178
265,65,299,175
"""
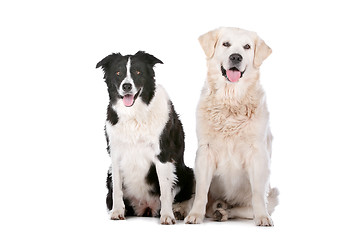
96,51,194,224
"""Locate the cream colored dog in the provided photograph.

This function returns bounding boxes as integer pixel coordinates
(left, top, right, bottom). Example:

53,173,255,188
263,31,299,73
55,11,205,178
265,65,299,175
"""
185,27,279,226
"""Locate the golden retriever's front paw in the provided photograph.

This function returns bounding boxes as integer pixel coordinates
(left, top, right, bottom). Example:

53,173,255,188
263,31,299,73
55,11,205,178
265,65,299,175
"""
185,213,204,224
254,215,273,226
110,209,125,220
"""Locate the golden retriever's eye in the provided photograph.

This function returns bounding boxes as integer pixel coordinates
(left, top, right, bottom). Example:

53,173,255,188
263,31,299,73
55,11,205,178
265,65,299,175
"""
243,44,251,50
116,71,120,76
223,42,231,47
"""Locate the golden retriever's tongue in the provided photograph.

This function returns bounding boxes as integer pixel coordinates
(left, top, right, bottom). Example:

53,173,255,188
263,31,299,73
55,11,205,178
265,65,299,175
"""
226,69,241,82
123,94,134,107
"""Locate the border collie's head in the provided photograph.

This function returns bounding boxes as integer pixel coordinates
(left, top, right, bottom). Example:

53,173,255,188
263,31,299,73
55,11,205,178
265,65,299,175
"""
96,51,163,107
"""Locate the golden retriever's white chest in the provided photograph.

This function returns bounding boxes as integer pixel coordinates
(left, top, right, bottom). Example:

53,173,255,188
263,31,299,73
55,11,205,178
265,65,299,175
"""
202,103,253,139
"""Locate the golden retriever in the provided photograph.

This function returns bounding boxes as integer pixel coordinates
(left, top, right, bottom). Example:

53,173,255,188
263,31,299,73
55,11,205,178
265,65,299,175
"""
185,27,279,226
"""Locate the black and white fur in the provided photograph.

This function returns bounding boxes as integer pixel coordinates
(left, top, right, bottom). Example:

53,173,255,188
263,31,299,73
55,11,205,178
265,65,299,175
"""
96,51,194,224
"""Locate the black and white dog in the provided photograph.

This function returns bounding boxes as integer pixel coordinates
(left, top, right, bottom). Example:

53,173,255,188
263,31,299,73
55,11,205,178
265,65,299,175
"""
96,51,194,224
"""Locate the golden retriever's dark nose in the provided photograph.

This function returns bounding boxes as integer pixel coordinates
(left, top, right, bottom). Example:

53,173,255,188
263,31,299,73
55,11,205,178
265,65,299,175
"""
229,53,243,64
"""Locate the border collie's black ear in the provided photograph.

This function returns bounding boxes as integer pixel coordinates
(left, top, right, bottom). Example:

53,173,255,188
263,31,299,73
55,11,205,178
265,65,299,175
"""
96,53,120,69
134,51,163,66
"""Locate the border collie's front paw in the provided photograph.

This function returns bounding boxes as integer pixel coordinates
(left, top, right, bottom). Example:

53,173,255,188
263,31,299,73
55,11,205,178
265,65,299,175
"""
185,213,204,224
160,214,176,225
110,209,125,220
254,215,273,226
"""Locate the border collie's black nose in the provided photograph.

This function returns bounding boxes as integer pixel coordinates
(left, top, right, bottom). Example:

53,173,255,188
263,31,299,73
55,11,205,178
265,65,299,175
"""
122,83,132,92
229,53,243,63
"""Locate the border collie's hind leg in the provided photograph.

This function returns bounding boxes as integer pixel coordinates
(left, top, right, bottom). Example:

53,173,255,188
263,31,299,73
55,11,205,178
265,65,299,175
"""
106,168,113,211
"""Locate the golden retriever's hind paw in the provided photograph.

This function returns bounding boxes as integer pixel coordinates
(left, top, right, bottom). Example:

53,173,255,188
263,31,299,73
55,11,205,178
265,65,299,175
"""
213,208,228,222
174,211,184,220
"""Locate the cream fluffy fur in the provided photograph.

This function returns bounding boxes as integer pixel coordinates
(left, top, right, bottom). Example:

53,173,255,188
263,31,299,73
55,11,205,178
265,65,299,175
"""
185,27,279,226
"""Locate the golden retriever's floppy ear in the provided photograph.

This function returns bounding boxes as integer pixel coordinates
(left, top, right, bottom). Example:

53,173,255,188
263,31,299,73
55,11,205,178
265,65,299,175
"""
254,35,272,68
198,28,220,58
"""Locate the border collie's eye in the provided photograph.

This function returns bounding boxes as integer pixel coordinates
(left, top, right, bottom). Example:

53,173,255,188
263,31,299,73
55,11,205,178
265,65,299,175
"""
116,71,120,76
243,44,251,50
136,71,141,75
223,42,231,47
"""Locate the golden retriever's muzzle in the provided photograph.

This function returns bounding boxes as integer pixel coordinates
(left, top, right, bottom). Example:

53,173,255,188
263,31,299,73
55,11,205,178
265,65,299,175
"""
229,53,243,64
221,65,246,83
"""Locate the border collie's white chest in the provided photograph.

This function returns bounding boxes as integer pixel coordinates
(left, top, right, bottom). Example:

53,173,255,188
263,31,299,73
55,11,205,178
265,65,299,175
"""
115,138,157,202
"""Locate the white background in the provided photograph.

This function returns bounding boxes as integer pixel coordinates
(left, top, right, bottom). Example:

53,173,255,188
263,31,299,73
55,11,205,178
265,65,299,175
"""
1,0,359,239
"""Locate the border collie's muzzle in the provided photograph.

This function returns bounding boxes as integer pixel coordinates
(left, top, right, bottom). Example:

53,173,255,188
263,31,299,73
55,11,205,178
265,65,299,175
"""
120,88,142,107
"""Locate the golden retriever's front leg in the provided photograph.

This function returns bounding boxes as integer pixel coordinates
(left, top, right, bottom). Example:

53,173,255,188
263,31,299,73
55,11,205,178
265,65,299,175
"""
248,146,273,226
185,144,216,224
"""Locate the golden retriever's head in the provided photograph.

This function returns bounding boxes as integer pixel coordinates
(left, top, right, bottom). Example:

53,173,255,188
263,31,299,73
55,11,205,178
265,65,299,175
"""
199,27,271,85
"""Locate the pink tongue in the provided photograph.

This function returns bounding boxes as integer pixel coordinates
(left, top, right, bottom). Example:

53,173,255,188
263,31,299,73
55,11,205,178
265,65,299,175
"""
226,70,241,82
123,94,134,107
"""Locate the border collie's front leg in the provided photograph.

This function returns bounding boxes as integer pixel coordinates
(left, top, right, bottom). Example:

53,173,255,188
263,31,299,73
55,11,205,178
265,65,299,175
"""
110,159,126,220
155,161,176,225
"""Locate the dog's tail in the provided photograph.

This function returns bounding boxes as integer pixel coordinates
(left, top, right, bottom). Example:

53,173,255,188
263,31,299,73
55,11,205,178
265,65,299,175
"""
267,187,280,215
